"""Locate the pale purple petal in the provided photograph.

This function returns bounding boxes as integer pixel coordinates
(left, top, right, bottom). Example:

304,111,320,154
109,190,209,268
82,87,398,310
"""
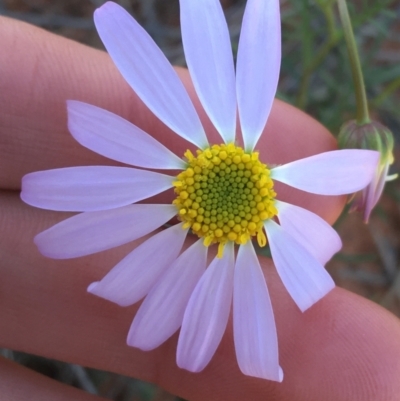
271,150,380,195
234,242,283,382
94,2,208,149
349,189,367,215
264,220,335,312
67,101,185,170
364,162,388,222
35,204,177,259
177,242,234,372
88,224,188,306
180,0,236,143
236,0,281,151
127,240,207,350
21,166,174,212
275,200,342,265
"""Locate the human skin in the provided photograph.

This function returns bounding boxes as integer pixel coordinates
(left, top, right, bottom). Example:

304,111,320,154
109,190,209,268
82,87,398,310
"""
1,16,400,401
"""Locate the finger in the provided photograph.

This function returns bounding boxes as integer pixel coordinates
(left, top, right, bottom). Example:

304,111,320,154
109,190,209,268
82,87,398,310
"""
1,193,400,401
0,356,104,401
0,17,343,222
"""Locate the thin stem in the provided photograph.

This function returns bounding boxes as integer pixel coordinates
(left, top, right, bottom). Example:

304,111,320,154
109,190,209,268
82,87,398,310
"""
323,1,337,39
296,36,337,108
295,0,389,110
337,0,370,124
372,76,400,108
296,4,337,109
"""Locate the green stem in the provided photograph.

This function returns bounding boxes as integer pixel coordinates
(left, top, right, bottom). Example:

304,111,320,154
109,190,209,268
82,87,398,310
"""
296,36,337,108
372,76,400,108
296,0,389,110
337,0,370,124
296,4,337,109
323,2,337,39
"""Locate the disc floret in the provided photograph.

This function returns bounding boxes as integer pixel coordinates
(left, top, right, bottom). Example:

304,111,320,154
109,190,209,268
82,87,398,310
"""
173,144,277,257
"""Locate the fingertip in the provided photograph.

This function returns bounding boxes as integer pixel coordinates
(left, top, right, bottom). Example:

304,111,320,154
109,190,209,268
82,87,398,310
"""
274,286,400,401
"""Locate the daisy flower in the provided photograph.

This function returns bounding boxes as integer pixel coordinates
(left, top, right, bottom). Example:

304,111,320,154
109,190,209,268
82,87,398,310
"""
21,0,379,382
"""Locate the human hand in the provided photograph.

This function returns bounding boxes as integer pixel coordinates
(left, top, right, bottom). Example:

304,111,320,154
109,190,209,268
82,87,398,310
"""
1,16,400,401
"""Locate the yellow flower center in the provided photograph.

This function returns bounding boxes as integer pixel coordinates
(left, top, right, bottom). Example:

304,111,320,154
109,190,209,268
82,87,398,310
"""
173,144,277,257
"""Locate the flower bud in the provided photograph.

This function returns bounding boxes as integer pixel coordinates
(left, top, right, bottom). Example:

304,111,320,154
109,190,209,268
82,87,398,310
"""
338,120,396,222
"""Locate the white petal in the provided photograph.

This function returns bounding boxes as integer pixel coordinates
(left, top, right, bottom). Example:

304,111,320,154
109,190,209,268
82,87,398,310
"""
264,220,335,312
271,150,380,195
21,166,173,211
127,240,207,350
67,101,185,170
234,242,283,382
35,204,177,259
177,242,234,372
94,3,208,149
180,0,236,143
275,200,342,265
88,224,188,306
236,0,281,151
